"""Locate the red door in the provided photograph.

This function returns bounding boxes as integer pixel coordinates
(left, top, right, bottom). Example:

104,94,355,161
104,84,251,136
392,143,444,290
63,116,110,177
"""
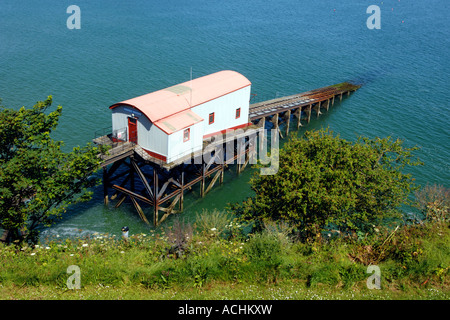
128,117,137,144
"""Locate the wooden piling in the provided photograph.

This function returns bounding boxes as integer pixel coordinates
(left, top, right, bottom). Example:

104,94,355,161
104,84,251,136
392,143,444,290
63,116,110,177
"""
307,104,312,123
285,110,291,136
103,167,109,205
153,167,159,225
315,101,321,118
294,108,302,129
200,164,206,197
179,171,184,211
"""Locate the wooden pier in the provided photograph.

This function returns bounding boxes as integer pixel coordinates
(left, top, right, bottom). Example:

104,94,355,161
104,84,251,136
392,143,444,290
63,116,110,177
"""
249,82,360,137
93,81,360,226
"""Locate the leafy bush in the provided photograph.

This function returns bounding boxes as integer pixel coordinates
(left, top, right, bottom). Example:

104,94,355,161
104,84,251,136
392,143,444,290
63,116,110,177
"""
232,128,421,240
339,263,367,288
244,230,284,281
0,97,102,244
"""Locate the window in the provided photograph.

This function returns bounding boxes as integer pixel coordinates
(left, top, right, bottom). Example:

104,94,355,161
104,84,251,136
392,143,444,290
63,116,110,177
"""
183,128,190,142
235,108,241,119
209,112,215,125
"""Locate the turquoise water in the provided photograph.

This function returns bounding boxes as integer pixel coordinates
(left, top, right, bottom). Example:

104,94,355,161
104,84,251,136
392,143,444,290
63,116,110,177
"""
0,0,448,239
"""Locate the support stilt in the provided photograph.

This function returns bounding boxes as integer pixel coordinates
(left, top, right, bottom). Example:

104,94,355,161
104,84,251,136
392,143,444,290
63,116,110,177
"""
179,171,184,211
307,104,312,123
130,196,150,225
103,167,109,205
295,108,302,129
153,167,159,226
130,158,135,192
200,164,205,197
316,101,322,118
219,164,224,184
115,195,126,208
205,169,222,195
272,113,283,138
285,110,291,136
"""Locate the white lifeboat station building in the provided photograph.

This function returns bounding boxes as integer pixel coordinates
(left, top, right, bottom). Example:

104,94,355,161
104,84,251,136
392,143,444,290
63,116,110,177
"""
109,70,252,164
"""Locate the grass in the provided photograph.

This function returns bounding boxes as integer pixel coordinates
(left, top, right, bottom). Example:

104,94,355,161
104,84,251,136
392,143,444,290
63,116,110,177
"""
1,279,448,300
0,213,448,300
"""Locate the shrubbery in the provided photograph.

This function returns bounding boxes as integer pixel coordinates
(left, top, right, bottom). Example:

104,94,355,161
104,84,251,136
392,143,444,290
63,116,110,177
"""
231,128,422,240
0,210,448,297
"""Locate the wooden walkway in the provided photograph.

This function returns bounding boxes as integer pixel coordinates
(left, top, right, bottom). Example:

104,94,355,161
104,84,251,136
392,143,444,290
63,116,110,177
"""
250,82,359,119
248,82,360,137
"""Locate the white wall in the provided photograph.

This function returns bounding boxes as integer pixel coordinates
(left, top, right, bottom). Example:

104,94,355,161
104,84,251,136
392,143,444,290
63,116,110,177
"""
111,105,168,157
191,86,250,137
166,121,204,163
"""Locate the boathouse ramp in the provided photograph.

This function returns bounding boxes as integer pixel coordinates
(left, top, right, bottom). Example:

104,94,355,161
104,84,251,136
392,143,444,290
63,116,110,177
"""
93,73,360,226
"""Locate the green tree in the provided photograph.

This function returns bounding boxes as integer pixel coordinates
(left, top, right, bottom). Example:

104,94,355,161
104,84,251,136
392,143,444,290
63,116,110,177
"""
0,96,102,244
231,128,422,240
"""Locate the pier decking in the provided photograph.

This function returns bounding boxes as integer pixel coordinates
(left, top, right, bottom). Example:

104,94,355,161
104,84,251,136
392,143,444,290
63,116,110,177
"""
93,81,360,226
249,82,360,137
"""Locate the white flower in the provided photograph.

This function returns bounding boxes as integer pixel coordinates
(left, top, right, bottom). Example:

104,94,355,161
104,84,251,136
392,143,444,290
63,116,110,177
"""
70,254,74,257
211,228,217,231
82,243,88,247
30,252,36,256
45,246,51,250
120,251,125,254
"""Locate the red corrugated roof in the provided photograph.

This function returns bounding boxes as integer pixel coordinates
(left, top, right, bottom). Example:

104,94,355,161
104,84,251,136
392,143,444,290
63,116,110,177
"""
154,109,203,135
109,70,251,129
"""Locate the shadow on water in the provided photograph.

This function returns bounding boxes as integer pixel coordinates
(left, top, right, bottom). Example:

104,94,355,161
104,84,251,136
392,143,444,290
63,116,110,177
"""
350,66,395,87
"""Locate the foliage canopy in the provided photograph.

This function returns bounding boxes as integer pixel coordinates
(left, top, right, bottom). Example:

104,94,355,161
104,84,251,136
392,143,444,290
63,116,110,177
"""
0,96,102,243
231,128,422,239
